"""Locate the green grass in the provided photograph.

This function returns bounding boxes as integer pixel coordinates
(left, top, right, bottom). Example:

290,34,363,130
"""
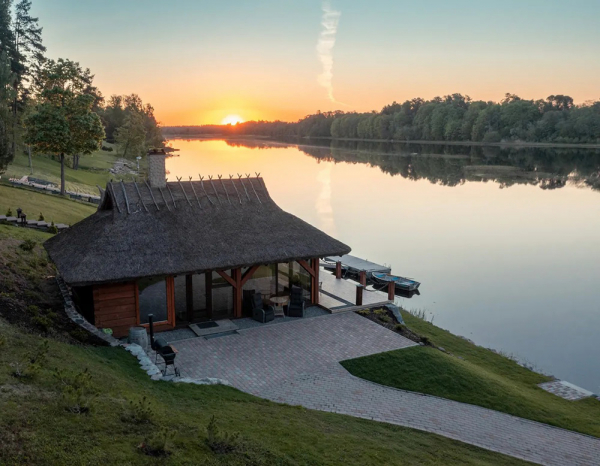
0,321,534,466
0,185,96,225
0,228,532,465
342,311,600,438
3,143,141,196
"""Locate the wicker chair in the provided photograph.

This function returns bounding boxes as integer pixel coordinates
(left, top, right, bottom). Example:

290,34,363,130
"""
250,292,275,323
287,286,305,318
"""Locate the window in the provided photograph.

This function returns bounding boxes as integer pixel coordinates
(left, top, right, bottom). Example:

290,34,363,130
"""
138,277,168,324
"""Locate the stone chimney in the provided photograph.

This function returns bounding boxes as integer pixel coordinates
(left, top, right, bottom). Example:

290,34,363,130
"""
147,148,166,188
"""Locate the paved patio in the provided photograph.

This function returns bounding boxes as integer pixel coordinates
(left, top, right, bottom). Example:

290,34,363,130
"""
167,312,600,465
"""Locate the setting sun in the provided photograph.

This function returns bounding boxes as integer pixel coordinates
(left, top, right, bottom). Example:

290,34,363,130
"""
221,114,244,125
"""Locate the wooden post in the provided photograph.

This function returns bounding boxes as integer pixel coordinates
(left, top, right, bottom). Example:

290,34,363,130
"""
359,270,366,286
356,285,363,306
310,258,320,305
186,274,193,322
387,281,395,301
335,261,342,279
205,272,213,320
233,268,242,318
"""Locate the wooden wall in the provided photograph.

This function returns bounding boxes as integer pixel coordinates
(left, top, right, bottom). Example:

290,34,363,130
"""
93,282,138,338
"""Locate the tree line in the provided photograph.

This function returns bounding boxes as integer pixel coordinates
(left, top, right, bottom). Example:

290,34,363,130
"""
0,0,162,194
164,93,600,145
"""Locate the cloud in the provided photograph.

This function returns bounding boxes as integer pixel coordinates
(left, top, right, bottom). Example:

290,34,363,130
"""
317,2,344,105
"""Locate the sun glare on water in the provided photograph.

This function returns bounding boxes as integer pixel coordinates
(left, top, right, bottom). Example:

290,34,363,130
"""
221,114,244,125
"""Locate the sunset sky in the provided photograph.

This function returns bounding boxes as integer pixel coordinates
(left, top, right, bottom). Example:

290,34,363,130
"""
34,0,600,126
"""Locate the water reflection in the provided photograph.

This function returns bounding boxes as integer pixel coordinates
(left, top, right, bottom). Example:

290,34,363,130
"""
225,138,600,191
166,138,600,392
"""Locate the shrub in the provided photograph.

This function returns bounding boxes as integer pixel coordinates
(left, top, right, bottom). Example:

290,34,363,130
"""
357,309,370,316
38,213,44,221
19,239,36,252
32,315,53,332
122,396,155,424
48,222,58,234
69,328,89,343
139,427,174,457
206,415,240,454
11,340,49,380
0,334,5,347
6,208,12,217
394,324,405,332
374,308,387,316
379,315,392,324
27,305,40,315
53,368,99,414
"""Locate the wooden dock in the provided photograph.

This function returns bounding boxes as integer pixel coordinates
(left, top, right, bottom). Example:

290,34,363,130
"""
318,270,392,313
323,254,391,277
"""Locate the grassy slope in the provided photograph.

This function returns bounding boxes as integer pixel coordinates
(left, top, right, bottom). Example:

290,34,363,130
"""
0,227,531,466
0,185,96,225
3,143,132,195
342,311,600,437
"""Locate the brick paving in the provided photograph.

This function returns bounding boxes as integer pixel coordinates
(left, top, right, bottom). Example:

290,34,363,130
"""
172,312,600,466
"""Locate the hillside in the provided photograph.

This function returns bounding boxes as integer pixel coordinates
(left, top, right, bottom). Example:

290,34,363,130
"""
0,224,532,465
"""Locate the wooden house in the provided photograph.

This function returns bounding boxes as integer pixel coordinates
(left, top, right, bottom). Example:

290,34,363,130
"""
44,149,350,337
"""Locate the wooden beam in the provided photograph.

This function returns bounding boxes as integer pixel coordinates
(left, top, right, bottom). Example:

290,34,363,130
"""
314,259,320,305
186,274,193,322
311,258,320,305
298,259,316,278
241,265,260,286
359,271,367,286
388,281,395,301
356,285,363,306
205,273,213,320
234,268,243,318
216,270,236,288
335,261,342,279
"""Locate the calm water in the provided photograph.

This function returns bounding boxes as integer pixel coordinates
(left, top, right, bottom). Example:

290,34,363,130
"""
166,138,600,392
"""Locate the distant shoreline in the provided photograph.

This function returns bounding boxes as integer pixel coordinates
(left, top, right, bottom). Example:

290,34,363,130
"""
161,132,600,149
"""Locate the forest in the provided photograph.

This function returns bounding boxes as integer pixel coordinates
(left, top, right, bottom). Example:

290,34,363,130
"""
0,0,162,175
164,93,600,145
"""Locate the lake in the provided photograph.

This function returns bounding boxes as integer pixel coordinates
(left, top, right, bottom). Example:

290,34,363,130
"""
166,138,600,393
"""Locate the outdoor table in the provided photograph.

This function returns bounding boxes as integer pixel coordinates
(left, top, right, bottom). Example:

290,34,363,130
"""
269,295,289,317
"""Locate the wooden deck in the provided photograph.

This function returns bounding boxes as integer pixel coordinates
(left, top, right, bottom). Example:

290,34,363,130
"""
318,269,391,313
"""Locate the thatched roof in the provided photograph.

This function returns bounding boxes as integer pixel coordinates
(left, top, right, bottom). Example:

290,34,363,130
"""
45,177,351,286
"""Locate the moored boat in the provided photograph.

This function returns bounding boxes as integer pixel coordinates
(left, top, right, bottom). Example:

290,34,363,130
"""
371,272,421,291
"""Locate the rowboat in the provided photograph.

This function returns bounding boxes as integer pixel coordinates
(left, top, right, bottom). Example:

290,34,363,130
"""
371,272,421,291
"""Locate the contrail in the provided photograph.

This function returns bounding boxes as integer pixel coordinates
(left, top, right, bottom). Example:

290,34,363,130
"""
317,2,345,105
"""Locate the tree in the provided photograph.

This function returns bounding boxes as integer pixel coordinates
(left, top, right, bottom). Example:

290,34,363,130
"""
115,110,146,158
24,59,104,195
11,0,46,162
0,50,15,172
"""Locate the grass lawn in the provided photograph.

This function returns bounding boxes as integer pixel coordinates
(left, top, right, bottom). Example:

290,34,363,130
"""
0,185,96,225
342,311,600,438
0,227,533,466
0,322,534,466
2,143,139,196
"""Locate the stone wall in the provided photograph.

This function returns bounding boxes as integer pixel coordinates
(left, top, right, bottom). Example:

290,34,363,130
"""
148,153,166,188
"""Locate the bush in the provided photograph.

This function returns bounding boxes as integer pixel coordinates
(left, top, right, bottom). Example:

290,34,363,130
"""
69,328,89,343
139,427,174,457
48,222,58,234
394,324,405,332
357,309,370,316
6,208,12,217
38,213,44,221
53,368,99,414
19,239,36,252
122,396,155,424
379,315,392,324
11,340,49,380
374,309,387,316
32,314,53,332
0,334,5,347
206,415,240,454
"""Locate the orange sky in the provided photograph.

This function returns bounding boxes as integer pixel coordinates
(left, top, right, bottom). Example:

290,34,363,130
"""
35,1,600,126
